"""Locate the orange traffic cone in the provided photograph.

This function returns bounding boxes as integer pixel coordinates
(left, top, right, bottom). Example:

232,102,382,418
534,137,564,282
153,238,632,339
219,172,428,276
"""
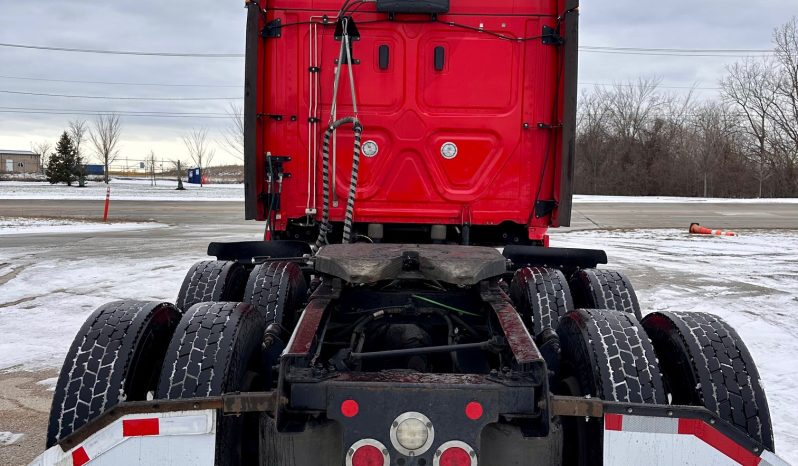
689,223,737,237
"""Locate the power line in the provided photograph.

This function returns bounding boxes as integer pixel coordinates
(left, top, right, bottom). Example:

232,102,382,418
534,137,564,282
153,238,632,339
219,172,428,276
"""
0,74,240,88
0,109,236,119
0,42,244,58
579,82,722,91
0,90,241,101
580,46,773,53
1,40,776,59
0,106,239,115
579,49,770,58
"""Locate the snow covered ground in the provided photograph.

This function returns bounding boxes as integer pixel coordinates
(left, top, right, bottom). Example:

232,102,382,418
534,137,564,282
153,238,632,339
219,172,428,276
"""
0,227,796,462
0,217,165,236
573,194,798,204
4,179,798,204
550,229,798,462
0,179,243,202
0,251,204,370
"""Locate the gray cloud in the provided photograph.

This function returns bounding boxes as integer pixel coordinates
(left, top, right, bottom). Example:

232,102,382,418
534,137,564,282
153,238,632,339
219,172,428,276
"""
1,0,797,163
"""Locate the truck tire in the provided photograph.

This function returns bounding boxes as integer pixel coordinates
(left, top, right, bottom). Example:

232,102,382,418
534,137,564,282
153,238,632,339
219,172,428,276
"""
642,311,774,450
46,301,181,447
557,308,666,465
569,269,642,320
243,261,307,328
156,302,265,466
175,260,248,311
509,267,573,335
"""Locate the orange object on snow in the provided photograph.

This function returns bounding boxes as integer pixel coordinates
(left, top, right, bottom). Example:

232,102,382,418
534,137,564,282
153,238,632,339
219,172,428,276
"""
689,223,737,237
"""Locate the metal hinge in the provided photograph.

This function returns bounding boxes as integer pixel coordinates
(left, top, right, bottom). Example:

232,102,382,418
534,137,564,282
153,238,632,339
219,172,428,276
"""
535,200,558,218
542,25,564,46
262,19,282,38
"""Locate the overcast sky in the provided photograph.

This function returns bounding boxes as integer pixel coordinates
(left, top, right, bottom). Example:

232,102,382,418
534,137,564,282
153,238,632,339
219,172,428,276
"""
1,0,797,166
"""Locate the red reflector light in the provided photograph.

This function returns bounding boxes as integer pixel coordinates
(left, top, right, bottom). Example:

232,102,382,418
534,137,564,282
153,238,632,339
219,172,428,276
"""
439,446,471,466
122,418,160,437
465,401,483,420
341,399,360,418
351,444,384,466
72,447,90,466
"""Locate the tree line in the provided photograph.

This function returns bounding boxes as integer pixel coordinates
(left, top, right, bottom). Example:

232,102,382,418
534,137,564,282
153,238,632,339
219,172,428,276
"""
35,113,222,188
39,115,122,185
574,18,798,198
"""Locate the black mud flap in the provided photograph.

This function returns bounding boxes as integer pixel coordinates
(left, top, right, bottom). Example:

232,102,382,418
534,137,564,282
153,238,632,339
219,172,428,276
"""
503,246,607,270
208,241,312,263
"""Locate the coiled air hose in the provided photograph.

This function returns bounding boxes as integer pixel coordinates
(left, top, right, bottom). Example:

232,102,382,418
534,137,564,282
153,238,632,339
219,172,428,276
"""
315,117,363,250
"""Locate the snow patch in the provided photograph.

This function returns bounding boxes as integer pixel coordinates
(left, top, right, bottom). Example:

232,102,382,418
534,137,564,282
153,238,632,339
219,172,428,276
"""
550,228,798,464
0,179,243,202
37,377,58,392
0,217,166,236
0,431,24,446
573,194,798,204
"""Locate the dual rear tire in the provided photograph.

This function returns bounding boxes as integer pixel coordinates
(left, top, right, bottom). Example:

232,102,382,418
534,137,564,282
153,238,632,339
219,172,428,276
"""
509,266,775,462
46,260,307,462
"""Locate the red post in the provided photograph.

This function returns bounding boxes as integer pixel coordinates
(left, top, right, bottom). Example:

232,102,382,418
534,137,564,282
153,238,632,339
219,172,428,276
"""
103,186,111,222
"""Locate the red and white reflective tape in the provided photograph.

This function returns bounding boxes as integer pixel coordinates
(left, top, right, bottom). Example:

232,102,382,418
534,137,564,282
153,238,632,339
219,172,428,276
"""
28,410,216,466
604,413,788,466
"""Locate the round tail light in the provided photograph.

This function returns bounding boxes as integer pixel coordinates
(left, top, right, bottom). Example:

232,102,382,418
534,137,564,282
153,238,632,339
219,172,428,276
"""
347,439,389,466
389,411,435,456
434,440,477,466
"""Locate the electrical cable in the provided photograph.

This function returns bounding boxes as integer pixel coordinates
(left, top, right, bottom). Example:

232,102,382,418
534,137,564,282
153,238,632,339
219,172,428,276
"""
0,109,235,119
0,42,244,57
0,74,240,88
0,90,239,101
1,39,775,58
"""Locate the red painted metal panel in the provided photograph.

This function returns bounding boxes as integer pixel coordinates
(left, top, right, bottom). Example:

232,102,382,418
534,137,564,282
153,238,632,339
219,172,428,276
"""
252,0,570,239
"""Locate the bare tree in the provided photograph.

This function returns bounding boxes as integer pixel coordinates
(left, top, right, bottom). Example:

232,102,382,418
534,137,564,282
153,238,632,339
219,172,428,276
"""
68,120,88,159
722,58,778,197
692,102,740,197
218,102,244,162
771,18,798,191
89,114,122,184
183,128,216,187
31,140,52,174
576,90,610,194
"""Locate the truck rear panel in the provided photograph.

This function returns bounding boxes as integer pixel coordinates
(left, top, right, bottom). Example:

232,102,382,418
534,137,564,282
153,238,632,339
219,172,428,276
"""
244,0,578,242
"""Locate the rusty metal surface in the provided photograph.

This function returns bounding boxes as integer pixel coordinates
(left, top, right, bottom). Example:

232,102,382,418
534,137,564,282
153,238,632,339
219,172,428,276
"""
57,392,280,451
550,395,604,418
58,398,224,450
314,244,507,285
322,370,497,385
283,283,337,357
480,286,542,364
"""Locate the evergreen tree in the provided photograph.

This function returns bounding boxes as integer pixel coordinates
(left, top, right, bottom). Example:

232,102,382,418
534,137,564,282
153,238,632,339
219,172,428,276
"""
46,132,78,185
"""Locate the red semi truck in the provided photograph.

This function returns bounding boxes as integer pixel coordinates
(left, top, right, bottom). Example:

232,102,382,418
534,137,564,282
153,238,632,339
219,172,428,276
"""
32,1,787,465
